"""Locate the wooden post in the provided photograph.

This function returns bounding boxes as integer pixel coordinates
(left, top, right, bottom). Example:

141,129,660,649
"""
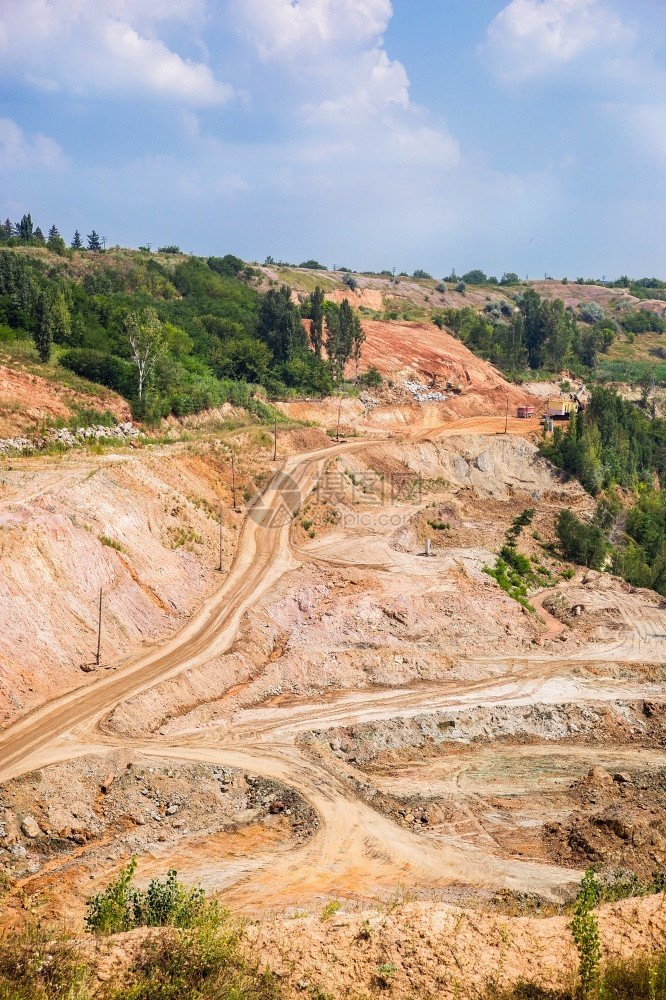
95,588,102,666
336,394,343,442
273,416,277,461
505,393,509,434
218,505,223,572
231,452,236,511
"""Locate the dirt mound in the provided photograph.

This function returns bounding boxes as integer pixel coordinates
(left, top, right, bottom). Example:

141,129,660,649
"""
545,764,666,877
357,319,538,414
0,365,130,438
248,895,666,1000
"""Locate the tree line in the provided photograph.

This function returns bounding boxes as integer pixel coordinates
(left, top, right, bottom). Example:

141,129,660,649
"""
0,213,103,253
0,246,368,420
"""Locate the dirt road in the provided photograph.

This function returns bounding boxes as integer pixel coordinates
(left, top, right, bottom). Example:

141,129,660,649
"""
0,417,656,908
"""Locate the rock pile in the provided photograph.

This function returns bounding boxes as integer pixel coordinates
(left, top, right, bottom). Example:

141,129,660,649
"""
0,422,139,454
403,380,448,403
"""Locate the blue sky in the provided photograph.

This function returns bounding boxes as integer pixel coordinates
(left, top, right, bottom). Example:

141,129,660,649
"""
1,0,665,278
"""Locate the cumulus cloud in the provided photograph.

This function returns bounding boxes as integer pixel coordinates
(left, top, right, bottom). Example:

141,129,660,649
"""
0,118,68,172
0,0,232,104
480,0,625,84
233,0,394,60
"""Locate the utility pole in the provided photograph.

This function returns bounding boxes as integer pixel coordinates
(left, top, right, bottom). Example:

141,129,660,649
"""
231,452,237,510
218,506,223,572
273,415,277,461
505,393,509,434
95,588,102,666
336,394,343,442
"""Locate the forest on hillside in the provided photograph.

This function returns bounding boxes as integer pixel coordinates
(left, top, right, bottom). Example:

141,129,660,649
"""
0,224,367,419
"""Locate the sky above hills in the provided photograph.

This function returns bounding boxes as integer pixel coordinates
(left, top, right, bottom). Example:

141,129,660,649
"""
0,0,664,278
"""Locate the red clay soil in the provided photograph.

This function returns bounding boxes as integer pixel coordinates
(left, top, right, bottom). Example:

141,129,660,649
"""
358,319,539,414
0,365,131,437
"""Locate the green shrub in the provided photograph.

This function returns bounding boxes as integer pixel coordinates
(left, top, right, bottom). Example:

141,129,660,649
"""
85,860,225,935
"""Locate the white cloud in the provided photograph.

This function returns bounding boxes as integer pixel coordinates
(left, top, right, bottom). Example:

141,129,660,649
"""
233,0,393,60
0,118,68,172
0,0,232,104
480,0,625,84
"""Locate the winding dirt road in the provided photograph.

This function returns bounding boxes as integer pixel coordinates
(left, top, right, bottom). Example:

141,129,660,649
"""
1,417,659,909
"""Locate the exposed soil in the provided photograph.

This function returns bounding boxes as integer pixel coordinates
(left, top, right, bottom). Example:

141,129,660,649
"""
1,356,665,994
0,364,131,438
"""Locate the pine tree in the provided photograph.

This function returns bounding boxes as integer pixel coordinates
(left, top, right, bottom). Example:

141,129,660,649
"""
34,226,45,244
71,230,83,249
16,213,33,241
3,219,13,239
47,225,67,255
87,230,102,251
34,292,52,362
309,285,324,357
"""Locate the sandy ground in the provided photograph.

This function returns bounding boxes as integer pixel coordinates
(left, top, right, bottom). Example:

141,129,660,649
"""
0,400,665,994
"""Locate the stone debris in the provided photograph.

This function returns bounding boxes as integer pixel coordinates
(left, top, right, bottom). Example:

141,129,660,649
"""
0,422,139,454
402,380,448,403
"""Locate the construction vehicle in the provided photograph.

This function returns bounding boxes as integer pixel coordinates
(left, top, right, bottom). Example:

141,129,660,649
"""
516,406,536,419
544,398,578,421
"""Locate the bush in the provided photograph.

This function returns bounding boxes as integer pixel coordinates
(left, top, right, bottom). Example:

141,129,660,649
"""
556,510,607,569
342,273,358,292
579,302,605,324
59,348,136,397
412,269,433,279
455,281,467,294
85,860,226,935
299,259,325,270
358,365,382,387
207,254,245,277
621,309,666,334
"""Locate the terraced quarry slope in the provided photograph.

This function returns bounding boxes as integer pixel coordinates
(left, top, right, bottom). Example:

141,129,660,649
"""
1,339,665,997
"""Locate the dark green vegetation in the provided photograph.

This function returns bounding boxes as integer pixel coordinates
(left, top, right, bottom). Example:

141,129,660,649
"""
484,508,558,611
435,288,625,376
0,237,368,421
541,387,666,594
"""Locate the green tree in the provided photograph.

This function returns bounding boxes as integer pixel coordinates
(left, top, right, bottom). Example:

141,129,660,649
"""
125,307,164,399
34,226,45,244
215,337,272,383
47,224,67,255
71,230,83,249
556,509,607,568
256,284,305,363
352,313,366,380
326,299,354,380
16,213,33,241
33,291,52,362
309,284,324,357
520,288,544,368
50,290,71,344
87,230,102,251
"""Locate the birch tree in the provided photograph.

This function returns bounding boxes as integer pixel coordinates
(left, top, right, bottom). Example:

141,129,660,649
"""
126,308,163,400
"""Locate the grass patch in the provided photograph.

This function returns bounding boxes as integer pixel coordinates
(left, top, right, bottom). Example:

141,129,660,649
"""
99,535,124,552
